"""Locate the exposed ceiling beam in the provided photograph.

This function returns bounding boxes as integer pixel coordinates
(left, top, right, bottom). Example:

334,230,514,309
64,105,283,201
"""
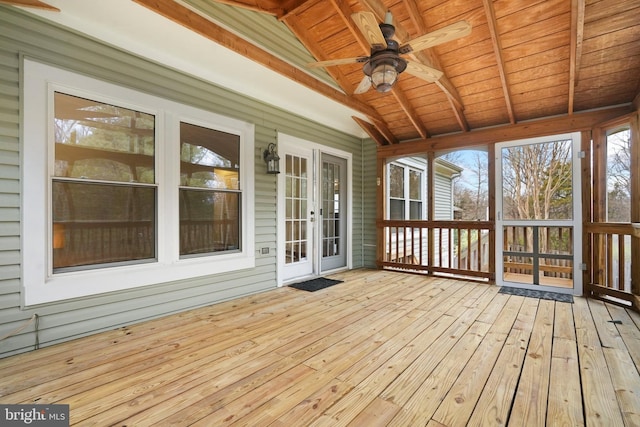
370,117,399,144
0,0,58,10
482,0,515,124
400,0,468,132
204,0,309,16
278,0,316,21
282,14,357,95
352,116,388,145
569,0,585,114
402,0,425,35
377,105,633,158
391,86,429,139
330,0,370,54
134,0,384,123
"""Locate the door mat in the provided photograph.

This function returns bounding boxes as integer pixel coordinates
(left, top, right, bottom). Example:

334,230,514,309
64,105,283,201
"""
289,277,344,292
499,286,574,303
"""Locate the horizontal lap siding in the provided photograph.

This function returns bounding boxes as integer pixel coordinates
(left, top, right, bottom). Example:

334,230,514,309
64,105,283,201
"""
434,173,454,221
0,6,367,357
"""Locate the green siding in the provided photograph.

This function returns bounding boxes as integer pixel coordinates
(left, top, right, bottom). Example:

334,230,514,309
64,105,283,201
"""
0,6,367,358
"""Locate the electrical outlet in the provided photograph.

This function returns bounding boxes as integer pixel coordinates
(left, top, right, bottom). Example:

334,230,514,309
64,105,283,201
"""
261,247,269,255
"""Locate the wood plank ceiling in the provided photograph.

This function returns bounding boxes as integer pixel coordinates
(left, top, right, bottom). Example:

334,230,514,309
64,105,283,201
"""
65,0,640,145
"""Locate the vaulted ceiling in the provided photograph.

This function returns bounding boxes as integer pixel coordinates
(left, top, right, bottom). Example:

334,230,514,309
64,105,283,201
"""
6,0,640,145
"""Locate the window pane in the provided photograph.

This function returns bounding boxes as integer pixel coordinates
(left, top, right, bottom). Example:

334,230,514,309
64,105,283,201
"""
180,122,240,189
390,199,405,220
409,170,421,200
179,189,240,256
54,92,155,183
410,201,422,220
52,181,156,269
389,164,404,198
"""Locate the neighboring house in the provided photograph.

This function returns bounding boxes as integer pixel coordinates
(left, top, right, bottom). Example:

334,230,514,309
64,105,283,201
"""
385,157,462,267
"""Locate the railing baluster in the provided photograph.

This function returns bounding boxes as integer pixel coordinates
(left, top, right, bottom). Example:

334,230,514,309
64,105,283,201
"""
607,233,613,288
618,234,625,291
476,229,482,271
418,226,423,265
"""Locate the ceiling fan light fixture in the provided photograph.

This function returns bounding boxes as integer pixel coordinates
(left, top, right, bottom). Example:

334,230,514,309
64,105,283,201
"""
371,63,398,93
367,53,407,93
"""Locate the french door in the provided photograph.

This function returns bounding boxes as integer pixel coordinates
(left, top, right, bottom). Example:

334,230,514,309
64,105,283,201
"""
320,153,347,271
495,133,582,294
277,135,350,284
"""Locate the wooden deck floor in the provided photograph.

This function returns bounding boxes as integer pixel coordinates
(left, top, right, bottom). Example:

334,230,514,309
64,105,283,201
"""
1,269,640,426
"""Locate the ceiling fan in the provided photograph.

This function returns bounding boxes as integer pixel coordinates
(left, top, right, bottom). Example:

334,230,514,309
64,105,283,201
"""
307,11,471,94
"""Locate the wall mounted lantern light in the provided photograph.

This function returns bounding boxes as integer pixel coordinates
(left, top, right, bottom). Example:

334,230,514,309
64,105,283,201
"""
263,142,280,174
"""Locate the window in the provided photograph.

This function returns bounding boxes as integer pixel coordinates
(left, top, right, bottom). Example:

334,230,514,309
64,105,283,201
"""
23,59,255,305
387,160,426,220
389,164,405,220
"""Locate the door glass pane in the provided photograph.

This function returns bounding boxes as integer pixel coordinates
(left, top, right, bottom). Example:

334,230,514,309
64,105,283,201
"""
501,139,573,220
606,127,631,222
323,160,341,257
285,154,308,264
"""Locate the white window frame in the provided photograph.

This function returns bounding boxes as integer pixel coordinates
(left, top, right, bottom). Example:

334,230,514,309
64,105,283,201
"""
386,159,427,220
22,59,255,306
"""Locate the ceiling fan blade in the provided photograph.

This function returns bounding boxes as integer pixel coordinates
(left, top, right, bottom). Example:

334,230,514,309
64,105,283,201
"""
405,61,443,83
307,56,368,68
353,75,372,94
400,21,472,53
351,11,386,48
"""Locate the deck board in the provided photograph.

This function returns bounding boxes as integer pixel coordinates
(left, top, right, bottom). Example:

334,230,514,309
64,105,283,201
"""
547,302,583,426
0,269,637,426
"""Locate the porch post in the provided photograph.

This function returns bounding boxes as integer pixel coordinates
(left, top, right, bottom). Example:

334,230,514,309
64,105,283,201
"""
580,130,593,296
592,125,607,289
427,151,435,273
630,111,640,307
488,144,496,283
376,156,386,269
